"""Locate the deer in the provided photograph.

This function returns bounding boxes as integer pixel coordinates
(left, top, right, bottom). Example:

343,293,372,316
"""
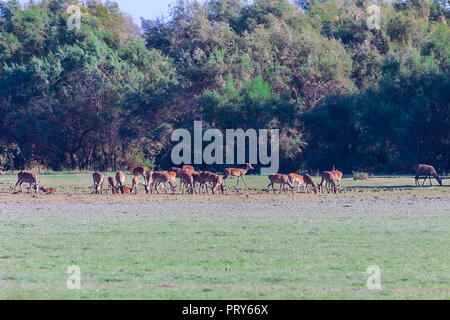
107,176,116,194
40,187,56,194
14,171,39,194
178,170,196,194
182,165,195,172
288,173,306,193
131,176,139,195
319,171,339,194
117,186,132,194
414,164,442,186
199,171,224,194
152,171,177,194
144,171,154,194
115,171,125,193
303,174,318,194
223,163,254,189
92,172,104,194
331,170,343,187
133,166,147,184
268,174,294,194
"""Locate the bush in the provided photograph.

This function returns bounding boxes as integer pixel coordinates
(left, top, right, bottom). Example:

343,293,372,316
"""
353,171,369,180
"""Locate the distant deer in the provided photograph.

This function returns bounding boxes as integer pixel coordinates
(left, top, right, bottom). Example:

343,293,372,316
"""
183,165,195,172
303,174,318,194
268,174,294,194
92,172,104,194
179,170,196,194
223,163,254,189
131,176,139,195
116,171,125,193
200,171,224,194
319,171,339,194
145,171,154,194
107,176,116,194
14,171,39,194
40,187,56,194
133,166,147,183
288,173,306,193
414,164,442,186
331,170,343,187
152,172,176,194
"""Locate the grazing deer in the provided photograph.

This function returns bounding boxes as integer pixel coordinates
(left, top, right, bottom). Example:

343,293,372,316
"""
133,166,147,183
288,173,306,193
116,172,125,193
131,176,139,195
223,163,254,189
303,174,318,194
268,174,294,194
152,172,176,194
331,170,343,187
107,177,116,194
14,171,39,194
319,171,339,194
92,172,104,194
118,186,132,194
199,171,224,194
178,170,196,194
144,171,154,194
414,164,442,186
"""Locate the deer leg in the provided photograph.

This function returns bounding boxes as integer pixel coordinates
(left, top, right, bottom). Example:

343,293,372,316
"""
422,176,428,187
242,176,249,189
236,177,240,188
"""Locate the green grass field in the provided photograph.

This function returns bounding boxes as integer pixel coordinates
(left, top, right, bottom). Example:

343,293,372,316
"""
0,174,449,299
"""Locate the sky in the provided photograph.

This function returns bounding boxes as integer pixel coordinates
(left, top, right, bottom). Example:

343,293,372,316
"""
114,0,202,25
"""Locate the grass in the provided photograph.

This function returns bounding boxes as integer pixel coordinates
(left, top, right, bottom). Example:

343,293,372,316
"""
0,174,449,299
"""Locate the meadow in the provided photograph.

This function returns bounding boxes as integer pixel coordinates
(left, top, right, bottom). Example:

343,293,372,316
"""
0,174,449,299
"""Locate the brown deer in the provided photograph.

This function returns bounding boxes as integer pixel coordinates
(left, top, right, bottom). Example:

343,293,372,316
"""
133,166,147,183
40,187,56,194
178,170,196,194
14,171,39,194
414,164,442,186
152,171,177,194
107,176,116,194
331,170,343,187
200,171,224,194
183,165,195,172
115,172,125,193
92,172,104,194
118,186,132,194
268,174,294,194
131,176,139,195
144,171,154,194
223,163,254,189
303,174,318,194
319,171,339,194
288,173,305,193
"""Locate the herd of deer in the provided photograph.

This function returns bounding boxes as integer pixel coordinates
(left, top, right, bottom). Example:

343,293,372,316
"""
8,164,443,195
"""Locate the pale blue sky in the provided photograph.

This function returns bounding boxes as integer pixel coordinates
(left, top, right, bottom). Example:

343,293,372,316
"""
115,0,204,25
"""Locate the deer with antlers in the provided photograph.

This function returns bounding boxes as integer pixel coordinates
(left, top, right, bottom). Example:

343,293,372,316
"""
268,174,294,194
223,163,254,189
14,171,39,194
414,164,442,186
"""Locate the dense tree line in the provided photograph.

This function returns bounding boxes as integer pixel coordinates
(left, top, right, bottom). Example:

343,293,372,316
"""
0,0,448,173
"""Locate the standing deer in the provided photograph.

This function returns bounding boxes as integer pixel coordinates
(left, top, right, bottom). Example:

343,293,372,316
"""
133,166,147,183
268,174,294,194
145,171,154,194
331,170,343,187
116,171,125,193
14,171,39,194
223,163,254,189
92,172,104,194
288,173,306,193
179,170,196,194
200,171,224,194
303,174,318,194
152,172,177,194
414,164,442,186
131,176,139,195
319,171,339,194
107,176,116,194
